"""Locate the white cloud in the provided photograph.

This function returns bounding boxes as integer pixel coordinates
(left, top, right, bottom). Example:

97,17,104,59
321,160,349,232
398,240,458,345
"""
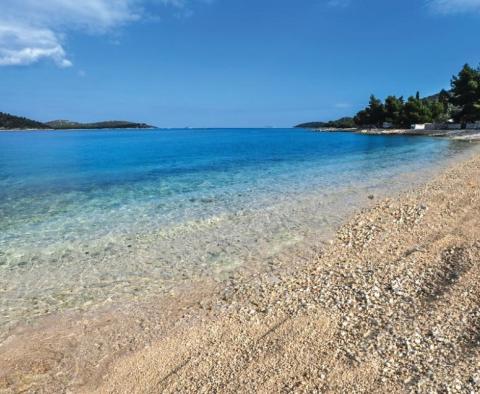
428,0,480,13
0,0,198,67
0,24,72,67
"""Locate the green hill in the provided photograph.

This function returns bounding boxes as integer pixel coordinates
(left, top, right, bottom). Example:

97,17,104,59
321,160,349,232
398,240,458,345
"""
0,112,50,130
295,117,356,129
45,120,154,130
0,112,154,131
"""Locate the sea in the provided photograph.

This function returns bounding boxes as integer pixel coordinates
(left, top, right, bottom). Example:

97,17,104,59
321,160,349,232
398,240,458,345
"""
0,128,475,331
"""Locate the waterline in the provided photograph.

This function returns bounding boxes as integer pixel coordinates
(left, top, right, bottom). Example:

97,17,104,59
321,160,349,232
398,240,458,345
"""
0,129,476,332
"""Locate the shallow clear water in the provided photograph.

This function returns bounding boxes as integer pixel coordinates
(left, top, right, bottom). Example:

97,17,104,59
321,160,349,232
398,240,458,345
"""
0,128,474,330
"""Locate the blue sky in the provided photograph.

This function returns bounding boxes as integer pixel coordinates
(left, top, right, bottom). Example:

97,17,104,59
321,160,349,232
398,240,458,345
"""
0,0,479,127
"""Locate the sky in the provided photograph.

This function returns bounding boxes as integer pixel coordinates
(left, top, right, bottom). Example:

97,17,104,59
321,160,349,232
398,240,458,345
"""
0,0,479,128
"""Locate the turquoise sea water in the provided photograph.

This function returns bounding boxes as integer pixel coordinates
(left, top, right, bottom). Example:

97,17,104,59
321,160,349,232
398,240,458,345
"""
0,128,474,330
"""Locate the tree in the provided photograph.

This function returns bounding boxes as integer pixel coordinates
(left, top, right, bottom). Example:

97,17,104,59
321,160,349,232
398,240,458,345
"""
438,89,451,113
354,109,369,126
368,95,386,126
353,95,385,127
428,100,447,122
450,63,480,122
384,95,404,126
400,92,432,127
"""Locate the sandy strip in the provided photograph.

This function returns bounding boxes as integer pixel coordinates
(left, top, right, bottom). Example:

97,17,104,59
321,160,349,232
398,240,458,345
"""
1,152,480,393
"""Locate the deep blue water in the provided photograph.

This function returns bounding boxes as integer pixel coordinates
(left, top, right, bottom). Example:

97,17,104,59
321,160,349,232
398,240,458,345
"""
0,128,464,198
0,128,473,327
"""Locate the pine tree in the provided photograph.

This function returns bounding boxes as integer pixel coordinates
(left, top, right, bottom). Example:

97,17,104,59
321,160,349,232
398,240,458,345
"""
384,96,404,126
450,64,480,122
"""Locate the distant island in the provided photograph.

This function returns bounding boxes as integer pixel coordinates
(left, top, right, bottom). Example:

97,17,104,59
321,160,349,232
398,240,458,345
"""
0,112,154,130
295,63,480,132
295,117,356,130
0,112,51,130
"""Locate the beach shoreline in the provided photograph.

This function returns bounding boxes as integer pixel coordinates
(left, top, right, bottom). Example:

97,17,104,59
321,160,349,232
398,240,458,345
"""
1,149,480,393
305,126,480,140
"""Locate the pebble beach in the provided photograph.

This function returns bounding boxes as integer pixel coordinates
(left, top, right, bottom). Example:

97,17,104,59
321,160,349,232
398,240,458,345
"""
1,148,479,393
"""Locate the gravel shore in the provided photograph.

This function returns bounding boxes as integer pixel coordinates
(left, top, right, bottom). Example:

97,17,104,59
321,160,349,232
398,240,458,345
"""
309,127,480,140
1,152,479,393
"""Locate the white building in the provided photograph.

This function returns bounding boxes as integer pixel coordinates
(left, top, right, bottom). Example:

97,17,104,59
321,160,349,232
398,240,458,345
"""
412,124,426,130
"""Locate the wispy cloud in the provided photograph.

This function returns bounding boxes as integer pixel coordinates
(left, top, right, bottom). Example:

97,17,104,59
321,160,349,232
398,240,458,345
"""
0,0,203,67
428,0,480,14
0,23,72,67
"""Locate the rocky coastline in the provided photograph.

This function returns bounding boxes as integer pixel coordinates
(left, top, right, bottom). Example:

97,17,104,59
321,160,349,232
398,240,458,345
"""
306,127,480,141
